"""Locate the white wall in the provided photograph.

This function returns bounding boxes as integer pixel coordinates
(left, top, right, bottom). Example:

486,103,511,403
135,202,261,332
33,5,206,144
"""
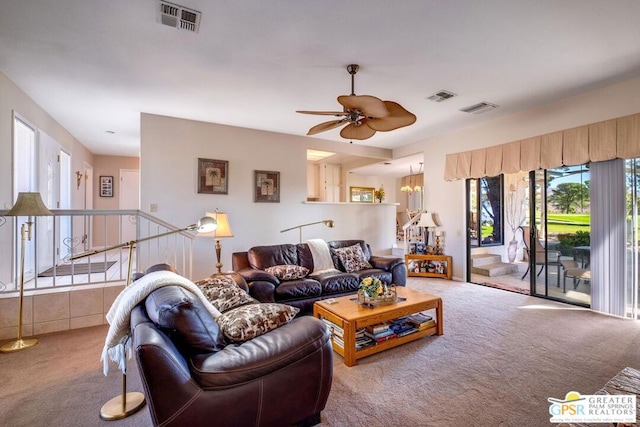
0,72,94,288
414,75,640,280
140,114,398,280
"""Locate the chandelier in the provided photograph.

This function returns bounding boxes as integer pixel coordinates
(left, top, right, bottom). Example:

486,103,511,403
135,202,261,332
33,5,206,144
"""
401,163,423,193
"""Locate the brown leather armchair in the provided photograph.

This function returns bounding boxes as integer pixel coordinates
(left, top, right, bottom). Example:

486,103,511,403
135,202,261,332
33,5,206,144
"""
131,283,333,427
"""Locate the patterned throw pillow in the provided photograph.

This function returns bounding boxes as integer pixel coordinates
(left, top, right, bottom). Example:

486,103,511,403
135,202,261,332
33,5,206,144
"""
216,303,300,342
195,275,256,313
265,264,310,281
333,244,372,273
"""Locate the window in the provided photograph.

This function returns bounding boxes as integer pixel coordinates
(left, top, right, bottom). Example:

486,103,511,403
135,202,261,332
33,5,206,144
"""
468,176,504,247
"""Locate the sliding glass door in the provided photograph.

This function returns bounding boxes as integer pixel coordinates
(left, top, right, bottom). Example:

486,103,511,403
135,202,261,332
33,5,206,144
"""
529,166,591,306
625,159,640,318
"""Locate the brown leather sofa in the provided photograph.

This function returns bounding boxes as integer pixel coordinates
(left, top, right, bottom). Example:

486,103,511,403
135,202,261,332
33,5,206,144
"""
131,271,333,427
232,239,407,314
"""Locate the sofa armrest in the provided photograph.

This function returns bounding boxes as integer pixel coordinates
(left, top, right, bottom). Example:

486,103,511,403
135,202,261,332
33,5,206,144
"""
235,267,279,285
369,255,404,271
247,281,276,303
190,316,331,388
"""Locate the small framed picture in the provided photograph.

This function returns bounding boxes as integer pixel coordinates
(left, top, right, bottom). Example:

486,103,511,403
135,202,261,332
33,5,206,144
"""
100,176,113,197
198,158,228,194
254,170,280,203
349,186,375,203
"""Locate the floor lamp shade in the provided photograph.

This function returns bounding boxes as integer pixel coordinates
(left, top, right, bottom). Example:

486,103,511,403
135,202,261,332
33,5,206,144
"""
1,192,53,354
205,211,234,273
6,192,53,217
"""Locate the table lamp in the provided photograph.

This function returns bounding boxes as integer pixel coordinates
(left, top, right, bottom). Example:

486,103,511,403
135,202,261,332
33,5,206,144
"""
1,192,53,353
205,211,234,274
417,212,437,249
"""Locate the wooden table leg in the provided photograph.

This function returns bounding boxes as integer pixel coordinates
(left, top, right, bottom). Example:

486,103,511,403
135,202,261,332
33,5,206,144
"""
343,320,357,367
436,299,444,336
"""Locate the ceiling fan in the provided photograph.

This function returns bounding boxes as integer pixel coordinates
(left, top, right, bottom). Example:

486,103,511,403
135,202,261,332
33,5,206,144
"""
297,64,417,140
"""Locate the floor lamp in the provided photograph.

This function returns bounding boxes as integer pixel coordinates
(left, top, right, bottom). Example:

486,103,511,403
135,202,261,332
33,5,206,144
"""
280,220,335,243
1,192,53,353
70,216,218,420
205,211,234,274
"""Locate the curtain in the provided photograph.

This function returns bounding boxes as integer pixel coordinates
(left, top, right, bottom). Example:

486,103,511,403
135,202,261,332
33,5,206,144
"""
444,112,640,180
540,131,563,170
590,159,626,316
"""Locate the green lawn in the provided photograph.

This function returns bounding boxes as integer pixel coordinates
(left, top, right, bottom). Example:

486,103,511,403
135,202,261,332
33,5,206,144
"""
544,213,590,234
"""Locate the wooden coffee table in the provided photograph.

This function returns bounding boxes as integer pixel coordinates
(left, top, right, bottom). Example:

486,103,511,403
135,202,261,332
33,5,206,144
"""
313,286,443,367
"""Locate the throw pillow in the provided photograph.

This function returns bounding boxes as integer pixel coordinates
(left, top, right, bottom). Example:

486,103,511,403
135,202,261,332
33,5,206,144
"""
216,303,299,342
333,243,372,273
265,264,310,281
195,275,256,313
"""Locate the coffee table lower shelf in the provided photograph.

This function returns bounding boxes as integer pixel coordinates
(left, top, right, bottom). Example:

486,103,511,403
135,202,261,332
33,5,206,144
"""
313,287,443,367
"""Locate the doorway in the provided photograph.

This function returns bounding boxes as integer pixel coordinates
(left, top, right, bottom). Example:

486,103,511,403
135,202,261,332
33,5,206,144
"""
119,169,140,242
529,166,591,306
467,167,591,305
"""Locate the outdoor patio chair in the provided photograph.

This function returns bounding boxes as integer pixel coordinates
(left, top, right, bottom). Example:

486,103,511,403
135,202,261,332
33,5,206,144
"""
519,226,562,285
560,259,591,293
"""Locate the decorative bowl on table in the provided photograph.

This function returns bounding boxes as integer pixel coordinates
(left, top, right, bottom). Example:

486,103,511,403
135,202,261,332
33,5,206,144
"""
357,277,397,306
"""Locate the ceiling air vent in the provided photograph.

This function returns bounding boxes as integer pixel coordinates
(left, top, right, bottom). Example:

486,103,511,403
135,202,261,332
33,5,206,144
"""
158,1,201,33
459,102,499,114
427,90,457,102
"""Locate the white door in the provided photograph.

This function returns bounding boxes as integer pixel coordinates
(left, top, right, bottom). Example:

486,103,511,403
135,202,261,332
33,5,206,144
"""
83,163,93,251
37,131,60,273
13,116,37,284
58,151,71,262
119,169,140,242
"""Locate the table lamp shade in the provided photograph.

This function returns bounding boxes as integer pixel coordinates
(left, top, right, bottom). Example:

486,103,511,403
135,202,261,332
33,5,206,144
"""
205,212,234,238
417,212,437,228
7,192,53,216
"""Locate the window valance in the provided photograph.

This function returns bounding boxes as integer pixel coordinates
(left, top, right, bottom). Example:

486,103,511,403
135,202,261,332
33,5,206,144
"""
444,112,640,180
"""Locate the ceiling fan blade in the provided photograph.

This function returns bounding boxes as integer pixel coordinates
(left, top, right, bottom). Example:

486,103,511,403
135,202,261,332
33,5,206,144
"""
337,95,389,118
340,121,377,140
296,110,348,116
366,101,417,132
307,119,347,135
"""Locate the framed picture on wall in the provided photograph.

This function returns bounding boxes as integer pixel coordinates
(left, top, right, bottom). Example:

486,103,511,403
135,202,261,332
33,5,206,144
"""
254,170,280,203
198,158,228,194
100,176,113,197
349,186,375,203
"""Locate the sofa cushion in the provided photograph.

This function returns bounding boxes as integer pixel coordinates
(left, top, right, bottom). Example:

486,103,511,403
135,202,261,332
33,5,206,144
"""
332,243,372,272
265,264,309,281
195,275,256,312
274,278,322,300
216,303,299,342
354,269,393,285
312,271,360,294
248,244,299,270
145,286,227,354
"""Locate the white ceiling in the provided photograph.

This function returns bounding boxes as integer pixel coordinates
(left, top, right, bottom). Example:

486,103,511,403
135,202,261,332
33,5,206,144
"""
3,1,640,177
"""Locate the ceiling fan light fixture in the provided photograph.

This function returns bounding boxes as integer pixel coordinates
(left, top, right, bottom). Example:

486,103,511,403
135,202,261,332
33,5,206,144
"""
297,64,416,141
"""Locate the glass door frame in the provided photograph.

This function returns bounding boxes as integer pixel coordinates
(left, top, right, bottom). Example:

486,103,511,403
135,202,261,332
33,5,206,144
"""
527,169,590,308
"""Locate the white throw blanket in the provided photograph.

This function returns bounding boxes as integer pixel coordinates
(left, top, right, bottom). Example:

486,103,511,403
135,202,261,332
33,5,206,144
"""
307,238,340,275
101,270,221,376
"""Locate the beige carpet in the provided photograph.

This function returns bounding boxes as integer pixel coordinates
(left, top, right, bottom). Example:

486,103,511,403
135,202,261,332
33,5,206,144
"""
1,278,639,426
